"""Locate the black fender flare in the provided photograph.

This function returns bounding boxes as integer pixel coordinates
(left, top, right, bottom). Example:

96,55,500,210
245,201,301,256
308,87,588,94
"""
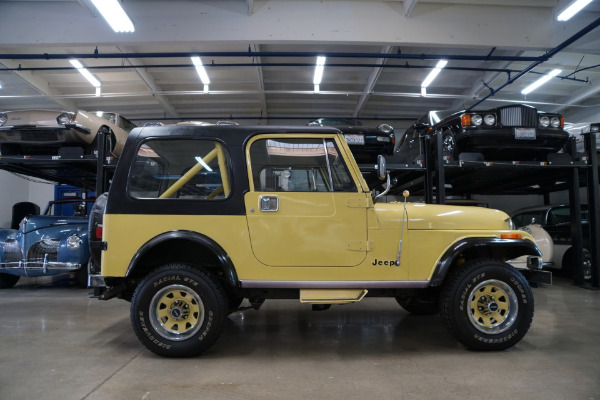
430,237,541,287
126,230,239,286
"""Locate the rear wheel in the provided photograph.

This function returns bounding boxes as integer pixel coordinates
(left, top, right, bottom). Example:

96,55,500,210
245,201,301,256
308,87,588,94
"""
441,130,457,160
562,247,592,281
440,259,534,350
131,264,227,357
0,273,20,289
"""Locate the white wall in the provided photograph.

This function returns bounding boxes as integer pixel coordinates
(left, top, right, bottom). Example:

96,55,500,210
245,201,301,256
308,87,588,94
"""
0,171,54,228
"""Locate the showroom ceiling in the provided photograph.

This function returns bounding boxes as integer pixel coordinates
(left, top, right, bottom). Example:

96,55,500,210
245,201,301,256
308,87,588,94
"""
1,0,600,129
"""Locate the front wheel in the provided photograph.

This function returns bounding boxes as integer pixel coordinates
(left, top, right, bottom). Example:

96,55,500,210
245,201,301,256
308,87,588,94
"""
440,259,534,351
0,273,19,289
130,264,228,357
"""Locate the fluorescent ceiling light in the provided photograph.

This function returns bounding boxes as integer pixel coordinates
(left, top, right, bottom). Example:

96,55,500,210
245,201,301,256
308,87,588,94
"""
70,59,101,88
191,57,210,85
90,0,135,32
313,56,326,85
521,69,562,95
203,84,209,94
314,84,320,93
557,0,593,21
421,59,448,89
421,87,427,96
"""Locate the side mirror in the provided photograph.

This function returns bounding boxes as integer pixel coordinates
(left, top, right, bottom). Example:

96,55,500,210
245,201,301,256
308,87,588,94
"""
376,154,387,180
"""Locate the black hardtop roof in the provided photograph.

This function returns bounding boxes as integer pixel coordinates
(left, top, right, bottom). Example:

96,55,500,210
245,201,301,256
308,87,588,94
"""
128,124,343,146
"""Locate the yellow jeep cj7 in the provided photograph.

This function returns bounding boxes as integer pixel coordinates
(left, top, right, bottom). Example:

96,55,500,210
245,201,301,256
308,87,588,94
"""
88,124,550,357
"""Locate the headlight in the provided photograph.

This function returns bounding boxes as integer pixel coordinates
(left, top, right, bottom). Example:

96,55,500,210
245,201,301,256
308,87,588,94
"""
0,112,7,126
57,112,74,125
484,114,496,126
471,114,483,126
376,136,391,142
66,234,81,250
378,123,394,133
550,116,560,128
539,115,550,128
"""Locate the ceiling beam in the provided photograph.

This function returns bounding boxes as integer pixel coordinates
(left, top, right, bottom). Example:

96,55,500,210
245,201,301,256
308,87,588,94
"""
353,46,393,118
403,0,419,17
253,44,268,118
116,46,179,118
0,60,75,111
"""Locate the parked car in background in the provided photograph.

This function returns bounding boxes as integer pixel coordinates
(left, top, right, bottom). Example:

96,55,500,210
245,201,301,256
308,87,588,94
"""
512,204,591,280
0,109,136,157
395,105,569,163
308,118,394,163
0,199,94,288
394,111,441,164
564,122,600,156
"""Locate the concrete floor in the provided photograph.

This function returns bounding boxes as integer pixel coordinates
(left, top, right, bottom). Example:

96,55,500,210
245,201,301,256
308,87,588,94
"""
0,276,599,400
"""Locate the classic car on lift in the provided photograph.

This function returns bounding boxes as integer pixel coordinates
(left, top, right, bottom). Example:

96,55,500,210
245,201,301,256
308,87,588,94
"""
0,199,94,289
394,104,569,164
307,118,395,163
0,109,136,157
512,204,592,280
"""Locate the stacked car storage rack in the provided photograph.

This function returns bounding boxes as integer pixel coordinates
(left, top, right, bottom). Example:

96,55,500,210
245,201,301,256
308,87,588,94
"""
360,132,600,290
0,130,116,193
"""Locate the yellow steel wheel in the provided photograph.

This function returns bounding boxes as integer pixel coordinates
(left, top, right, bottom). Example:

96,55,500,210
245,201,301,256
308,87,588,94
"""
149,284,205,341
467,279,518,335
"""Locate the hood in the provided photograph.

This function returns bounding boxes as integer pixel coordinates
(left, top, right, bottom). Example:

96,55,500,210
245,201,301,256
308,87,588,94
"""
21,215,89,234
375,203,511,231
1,109,66,127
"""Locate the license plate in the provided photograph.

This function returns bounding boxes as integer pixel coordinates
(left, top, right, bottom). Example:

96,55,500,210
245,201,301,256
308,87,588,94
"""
344,134,365,145
515,128,536,140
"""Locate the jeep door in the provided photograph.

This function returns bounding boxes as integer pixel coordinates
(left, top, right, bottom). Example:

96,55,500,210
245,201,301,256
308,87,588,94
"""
245,135,368,267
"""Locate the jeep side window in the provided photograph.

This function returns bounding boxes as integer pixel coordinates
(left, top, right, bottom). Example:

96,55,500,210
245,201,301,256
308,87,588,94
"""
128,139,231,200
249,138,357,192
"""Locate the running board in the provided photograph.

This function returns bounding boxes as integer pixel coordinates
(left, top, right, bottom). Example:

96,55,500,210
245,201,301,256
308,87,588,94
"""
300,289,368,304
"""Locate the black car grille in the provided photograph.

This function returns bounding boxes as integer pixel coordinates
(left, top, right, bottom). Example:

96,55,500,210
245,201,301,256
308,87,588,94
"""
26,239,60,263
499,106,538,127
3,239,22,263
16,130,61,142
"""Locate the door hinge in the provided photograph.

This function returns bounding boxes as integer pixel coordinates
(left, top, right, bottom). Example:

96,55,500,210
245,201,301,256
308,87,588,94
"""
347,240,373,251
346,197,368,208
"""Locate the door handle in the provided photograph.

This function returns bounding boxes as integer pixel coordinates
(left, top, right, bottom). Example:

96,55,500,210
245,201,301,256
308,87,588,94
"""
259,195,279,212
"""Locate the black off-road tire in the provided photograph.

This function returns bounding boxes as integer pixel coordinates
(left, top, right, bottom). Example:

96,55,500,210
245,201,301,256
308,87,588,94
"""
0,273,20,289
130,264,228,357
562,247,592,281
396,294,439,315
440,259,534,351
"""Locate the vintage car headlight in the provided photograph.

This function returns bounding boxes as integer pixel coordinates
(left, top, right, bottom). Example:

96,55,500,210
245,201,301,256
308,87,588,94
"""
66,234,81,250
0,112,7,126
539,115,550,128
550,116,561,128
483,114,496,126
378,123,394,133
57,112,74,125
471,114,483,126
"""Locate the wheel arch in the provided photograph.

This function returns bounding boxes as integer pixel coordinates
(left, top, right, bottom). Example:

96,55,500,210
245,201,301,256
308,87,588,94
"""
125,230,238,287
430,237,541,287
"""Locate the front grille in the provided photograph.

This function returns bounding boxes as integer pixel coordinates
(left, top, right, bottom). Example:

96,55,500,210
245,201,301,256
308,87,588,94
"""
26,239,60,263
17,130,61,142
500,106,538,127
3,239,22,263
